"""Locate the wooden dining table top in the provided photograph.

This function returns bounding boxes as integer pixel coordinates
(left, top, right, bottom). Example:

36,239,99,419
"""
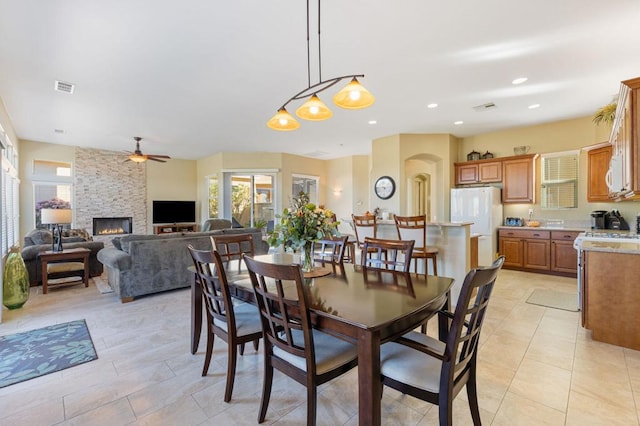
227,254,454,334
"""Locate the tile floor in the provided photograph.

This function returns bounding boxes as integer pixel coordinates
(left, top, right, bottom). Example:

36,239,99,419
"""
1,269,639,425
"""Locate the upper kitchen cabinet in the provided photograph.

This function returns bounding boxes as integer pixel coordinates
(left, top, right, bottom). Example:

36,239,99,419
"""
502,154,538,203
584,143,612,202
454,159,502,185
608,76,640,201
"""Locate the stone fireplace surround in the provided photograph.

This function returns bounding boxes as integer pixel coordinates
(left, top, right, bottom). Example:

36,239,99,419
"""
74,148,147,246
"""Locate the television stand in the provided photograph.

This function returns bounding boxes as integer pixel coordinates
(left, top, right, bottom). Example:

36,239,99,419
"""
153,223,198,234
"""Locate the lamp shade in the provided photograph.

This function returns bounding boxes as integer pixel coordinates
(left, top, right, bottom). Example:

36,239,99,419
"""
40,208,72,225
333,77,375,109
296,94,333,121
128,154,148,163
267,108,300,131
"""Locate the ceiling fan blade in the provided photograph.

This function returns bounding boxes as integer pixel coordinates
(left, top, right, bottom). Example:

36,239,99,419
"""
147,157,166,163
148,154,171,159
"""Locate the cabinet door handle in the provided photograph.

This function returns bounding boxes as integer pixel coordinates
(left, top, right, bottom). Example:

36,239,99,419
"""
533,233,540,237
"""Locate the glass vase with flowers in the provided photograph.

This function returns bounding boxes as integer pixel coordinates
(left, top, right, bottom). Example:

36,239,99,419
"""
267,192,339,271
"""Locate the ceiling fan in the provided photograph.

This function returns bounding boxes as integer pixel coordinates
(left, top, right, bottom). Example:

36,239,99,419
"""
124,137,171,163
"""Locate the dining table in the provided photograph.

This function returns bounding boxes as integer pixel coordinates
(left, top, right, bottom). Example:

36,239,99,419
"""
189,253,454,426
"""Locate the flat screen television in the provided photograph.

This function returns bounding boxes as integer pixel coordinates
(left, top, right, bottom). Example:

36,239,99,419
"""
152,200,196,224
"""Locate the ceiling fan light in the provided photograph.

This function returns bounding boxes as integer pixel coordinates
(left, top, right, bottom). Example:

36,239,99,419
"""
333,77,375,109
129,154,147,163
267,108,300,131
296,94,333,121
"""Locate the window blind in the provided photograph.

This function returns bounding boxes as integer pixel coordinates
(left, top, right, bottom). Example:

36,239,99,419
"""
541,152,579,209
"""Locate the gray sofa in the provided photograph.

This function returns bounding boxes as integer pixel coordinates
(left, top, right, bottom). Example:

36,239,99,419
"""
22,229,104,286
97,228,267,303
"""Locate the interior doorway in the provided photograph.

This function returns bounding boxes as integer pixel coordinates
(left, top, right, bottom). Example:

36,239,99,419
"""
411,174,431,218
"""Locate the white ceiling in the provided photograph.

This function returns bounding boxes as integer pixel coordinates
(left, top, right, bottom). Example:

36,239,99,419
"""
1,0,639,160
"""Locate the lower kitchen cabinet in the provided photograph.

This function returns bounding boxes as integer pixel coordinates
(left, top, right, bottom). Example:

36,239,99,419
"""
498,229,578,277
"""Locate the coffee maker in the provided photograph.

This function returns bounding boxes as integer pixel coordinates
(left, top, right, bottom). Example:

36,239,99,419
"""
591,210,607,229
604,210,630,230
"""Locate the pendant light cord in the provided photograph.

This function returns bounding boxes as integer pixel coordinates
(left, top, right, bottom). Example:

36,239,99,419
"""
306,0,311,88
317,0,322,83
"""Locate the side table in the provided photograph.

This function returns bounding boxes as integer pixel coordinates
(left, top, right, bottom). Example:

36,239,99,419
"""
40,248,91,294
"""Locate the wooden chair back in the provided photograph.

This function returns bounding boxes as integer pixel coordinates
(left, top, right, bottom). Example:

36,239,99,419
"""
312,235,349,266
243,255,315,366
210,233,255,272
361,237,414,273
394,214,427,249
351,214,376,247
187,245,235,331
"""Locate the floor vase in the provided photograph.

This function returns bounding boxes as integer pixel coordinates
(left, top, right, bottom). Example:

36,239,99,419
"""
3,249,30,309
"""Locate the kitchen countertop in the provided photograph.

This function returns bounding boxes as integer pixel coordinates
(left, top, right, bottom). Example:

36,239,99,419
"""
579,240,640,254
497,225,589,232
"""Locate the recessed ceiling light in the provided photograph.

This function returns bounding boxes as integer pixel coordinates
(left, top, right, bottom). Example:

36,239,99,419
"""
512,77,528,85
454,121,464,125
54,129,64,133
528,103,540,109
368,120,377,125
427,103,438,109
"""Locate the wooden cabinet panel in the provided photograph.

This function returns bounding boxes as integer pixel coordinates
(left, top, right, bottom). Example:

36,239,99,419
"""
523,239,550,270
586,144,612,202
455,164,478,185
154,223,198,234
499,237,523,268
478,161,502,182
502,155,537,203
551,240,577,274
498,228,576,276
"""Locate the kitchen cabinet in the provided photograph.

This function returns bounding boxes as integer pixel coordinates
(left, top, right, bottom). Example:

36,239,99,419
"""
550,231,580,274
585,143,612,202
502,154,537,203
583,250,640,350
454,160,502,185
608,76,640,201
498,228,578,277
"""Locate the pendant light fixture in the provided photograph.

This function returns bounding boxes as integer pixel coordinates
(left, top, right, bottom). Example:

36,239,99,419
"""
267,0,375,131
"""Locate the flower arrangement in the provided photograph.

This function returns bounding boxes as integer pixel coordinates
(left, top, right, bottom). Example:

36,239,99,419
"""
267,192,339,270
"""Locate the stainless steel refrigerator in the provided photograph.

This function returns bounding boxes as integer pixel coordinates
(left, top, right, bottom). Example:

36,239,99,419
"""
450,187,503,267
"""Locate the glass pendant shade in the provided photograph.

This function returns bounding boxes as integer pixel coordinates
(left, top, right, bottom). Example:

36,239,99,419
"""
296,94,333,121
267,108,300,131
333,77,375,109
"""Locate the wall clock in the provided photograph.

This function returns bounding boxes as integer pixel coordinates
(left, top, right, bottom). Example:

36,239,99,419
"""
374,176,395,199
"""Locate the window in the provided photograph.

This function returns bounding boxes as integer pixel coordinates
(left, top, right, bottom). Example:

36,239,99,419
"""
1,132,20,256
33,160,73,228
221,171,276,229
208,175,219,218
541,151,579,209
292,174,319,204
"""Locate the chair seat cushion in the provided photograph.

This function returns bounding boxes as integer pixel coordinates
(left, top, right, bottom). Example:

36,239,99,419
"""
274,329,358,375
380,331,445,393
213,302,262,337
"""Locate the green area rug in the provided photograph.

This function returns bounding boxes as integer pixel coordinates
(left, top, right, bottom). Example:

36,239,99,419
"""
0,319,98,388
526,289,578,312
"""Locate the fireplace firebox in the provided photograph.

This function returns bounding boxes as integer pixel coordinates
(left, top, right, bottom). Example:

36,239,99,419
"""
93,217,133,236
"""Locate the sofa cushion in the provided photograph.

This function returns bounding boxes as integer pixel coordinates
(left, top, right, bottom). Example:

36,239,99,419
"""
62,228,93,241
119,233,182,254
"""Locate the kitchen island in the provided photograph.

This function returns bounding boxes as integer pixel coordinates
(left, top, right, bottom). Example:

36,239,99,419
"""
576,236,640,350
371,220,473,304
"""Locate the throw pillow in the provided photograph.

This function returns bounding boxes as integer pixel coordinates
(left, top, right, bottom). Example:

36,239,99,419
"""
30,229,53,245
111,237,122,250
62,228,93,241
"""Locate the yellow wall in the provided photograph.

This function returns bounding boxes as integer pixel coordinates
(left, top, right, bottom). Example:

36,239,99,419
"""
146,159,198,233
459,116,640,224
325,155,370,234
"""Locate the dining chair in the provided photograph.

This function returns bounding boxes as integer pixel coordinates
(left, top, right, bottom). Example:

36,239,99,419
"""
312,235,349,266
210,233,255,272
379,256,505,426
187,245,262,403
351,214,377,262
361,237,415,273
394,214,439,277
243,255,359,425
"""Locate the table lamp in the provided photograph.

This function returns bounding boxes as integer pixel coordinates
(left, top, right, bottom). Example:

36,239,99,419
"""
40,208,73,252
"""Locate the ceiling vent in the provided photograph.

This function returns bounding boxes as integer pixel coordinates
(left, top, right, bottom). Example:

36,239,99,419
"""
54,80,75,94
472,102,496,112
303,150,330,158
